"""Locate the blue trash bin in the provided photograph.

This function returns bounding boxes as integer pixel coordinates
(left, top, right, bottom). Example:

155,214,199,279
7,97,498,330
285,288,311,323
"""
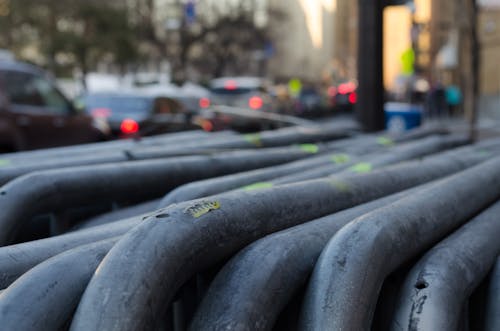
384,102,422,133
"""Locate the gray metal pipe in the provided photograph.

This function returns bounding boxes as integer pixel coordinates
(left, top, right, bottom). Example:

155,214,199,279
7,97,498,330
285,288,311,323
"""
391,200,500,330
0,238,119,331
125,123,355,159
159,151,361,206
299,156,500,331
0,146,313,245
0,123,355,185
0,130,330,186
189,145,500,331
485,256,500,331
155,132,459,207
73,199,161,230
0,130,215,161
189,184,429,331
69,152,488,331
266,134,468,185
0,218,138,289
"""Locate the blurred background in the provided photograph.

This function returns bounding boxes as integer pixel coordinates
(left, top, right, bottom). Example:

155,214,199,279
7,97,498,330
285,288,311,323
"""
0,0,499,150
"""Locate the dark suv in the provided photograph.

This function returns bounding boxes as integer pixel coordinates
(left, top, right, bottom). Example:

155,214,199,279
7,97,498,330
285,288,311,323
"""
0,60,109,151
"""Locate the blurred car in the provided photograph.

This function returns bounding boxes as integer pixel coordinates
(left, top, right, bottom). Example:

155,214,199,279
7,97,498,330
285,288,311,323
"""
82,91,199,138
0,60,110,151
294,86,328,117
327,80,358,112
208,76,274,112
137,82,211,114
193,104,316,133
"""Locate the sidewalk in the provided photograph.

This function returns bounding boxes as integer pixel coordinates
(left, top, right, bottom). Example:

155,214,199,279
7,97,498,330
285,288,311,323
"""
424,115,500,140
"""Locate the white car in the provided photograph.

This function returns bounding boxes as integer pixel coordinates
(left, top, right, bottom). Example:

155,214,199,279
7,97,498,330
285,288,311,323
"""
209,76,275,112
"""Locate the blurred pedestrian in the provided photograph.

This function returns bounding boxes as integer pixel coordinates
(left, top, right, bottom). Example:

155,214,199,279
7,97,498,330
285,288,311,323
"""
426,82,447,118
445,85,462,117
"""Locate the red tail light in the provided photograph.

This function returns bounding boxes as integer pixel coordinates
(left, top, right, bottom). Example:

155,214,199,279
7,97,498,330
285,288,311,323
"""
248,96,263,110
224,80,238,90
120,118,139,134
201,119,214,132
348,92,357,104
338,82,356,95
199,97,211,109
91,107,112,118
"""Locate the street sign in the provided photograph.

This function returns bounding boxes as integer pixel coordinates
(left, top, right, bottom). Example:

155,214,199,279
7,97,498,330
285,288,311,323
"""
184,1,196,24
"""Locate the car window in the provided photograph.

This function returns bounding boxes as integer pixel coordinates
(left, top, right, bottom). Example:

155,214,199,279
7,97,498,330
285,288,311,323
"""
153,97,184,114
1,70,70,114
211,87,255,95
84,95,152,115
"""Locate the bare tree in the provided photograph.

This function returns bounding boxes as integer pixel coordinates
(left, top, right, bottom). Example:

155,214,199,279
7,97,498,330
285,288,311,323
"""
134,0,281,81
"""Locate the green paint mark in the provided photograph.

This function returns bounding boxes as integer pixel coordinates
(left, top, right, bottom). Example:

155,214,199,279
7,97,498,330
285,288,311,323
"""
244,134,262,147
330,153,351,164
377,137,394,146
349,162,373,173
477,149,490,157
184,201,220,218
299,144,319,154
243,182,274,191
330,179,350,192
0,159,10,166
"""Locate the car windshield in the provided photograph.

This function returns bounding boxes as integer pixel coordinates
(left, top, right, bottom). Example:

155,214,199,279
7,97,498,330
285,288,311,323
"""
84,95,152,114
210,87,256,96
0,69,71,113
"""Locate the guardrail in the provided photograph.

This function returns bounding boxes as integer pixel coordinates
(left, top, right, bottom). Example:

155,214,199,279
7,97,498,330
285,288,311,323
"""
485,256,500,331
0,124,498,331
70,146,490,331
0,145,325,244
160,134,467,207
391,200,500,330
299,156,500,330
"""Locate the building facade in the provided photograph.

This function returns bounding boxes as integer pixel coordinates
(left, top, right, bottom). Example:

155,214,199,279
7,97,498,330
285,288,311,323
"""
477,2,500,117
267,0,336,82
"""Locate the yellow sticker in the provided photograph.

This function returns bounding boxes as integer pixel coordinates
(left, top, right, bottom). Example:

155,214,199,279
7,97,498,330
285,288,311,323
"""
349,162,373,173
330,153,350,164
299,144,319,154
243,182,274,191
377,137,394,146
0,159,10,167
184,201,221,218
244,134,262,147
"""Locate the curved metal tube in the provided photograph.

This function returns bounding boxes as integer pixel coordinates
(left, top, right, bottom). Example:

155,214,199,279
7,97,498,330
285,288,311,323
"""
158,131,460,206
189,146,497,330
391,200,500,330
485,256,500,331
126,123,353,159
159,152,361,206
0,123,355,186
0,130,329,186
0,130,228,185
69,153,484,331
0,238,118,331
299,156,500,331
268,134,468,185
0,146,310,245
0,130,214,162
74,199,160,230
0,218,138,288
189,184,428,331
